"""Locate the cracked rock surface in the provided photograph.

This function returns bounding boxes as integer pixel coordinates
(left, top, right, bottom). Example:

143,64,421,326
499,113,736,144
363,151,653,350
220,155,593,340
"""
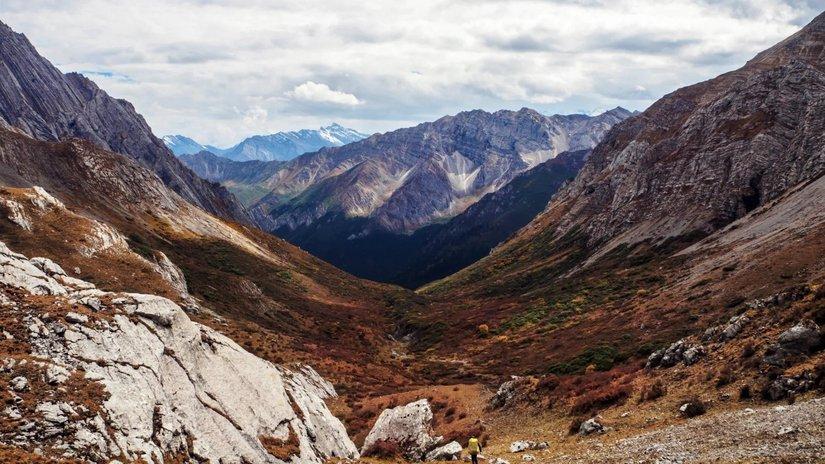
0,240,358,463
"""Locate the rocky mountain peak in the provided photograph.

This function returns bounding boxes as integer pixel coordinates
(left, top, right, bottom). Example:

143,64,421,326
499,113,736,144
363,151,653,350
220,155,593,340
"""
0,21,251,224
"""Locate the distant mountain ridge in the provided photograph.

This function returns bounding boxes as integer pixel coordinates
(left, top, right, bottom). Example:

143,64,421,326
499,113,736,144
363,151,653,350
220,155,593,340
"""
257,107,633,234
164,123,368,161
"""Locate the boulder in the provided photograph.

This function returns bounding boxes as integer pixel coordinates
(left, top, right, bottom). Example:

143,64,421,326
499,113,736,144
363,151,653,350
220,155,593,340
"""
426,441,462,461
646,338,704,368
578,418,604,435
361,399,441,460
679,400,706,418
778,320,821,353
490,376,523,409
721,314,749,341
682,345,706,365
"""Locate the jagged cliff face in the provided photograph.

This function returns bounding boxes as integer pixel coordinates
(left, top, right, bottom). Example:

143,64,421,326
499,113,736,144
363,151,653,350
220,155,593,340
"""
0,22,250,224
256,107,632,233
527,12,825,254
0,240,358,463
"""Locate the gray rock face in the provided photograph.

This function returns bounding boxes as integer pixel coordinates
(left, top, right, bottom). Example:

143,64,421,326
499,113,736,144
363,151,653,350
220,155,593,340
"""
0,240,359,463
646,338,705,369
0,21,250,224
531,14,825,253
361,399,441,460
255,107,631,234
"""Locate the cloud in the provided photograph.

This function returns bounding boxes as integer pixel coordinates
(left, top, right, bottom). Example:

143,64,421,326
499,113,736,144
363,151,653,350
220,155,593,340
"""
1,0,818,146
286,81,362,106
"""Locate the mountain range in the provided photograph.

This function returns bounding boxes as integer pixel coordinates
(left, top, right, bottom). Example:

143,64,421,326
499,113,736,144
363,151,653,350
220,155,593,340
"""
0,11,823,464
181,107,632,285
164,123,369,161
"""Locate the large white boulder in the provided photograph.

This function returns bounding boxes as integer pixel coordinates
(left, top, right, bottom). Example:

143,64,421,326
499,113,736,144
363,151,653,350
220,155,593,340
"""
361,399,441,460
0,241,359,463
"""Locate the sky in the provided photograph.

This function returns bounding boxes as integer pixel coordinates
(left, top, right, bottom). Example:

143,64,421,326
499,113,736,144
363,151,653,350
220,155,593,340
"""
2,0,821,147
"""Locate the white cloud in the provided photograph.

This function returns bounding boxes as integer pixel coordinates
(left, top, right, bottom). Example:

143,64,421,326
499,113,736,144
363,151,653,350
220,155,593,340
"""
2,1,819,146
286,81,362,106
241,106,268,126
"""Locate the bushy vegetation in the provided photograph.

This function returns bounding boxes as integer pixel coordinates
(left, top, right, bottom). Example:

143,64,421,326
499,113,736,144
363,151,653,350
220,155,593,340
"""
547,345,624,375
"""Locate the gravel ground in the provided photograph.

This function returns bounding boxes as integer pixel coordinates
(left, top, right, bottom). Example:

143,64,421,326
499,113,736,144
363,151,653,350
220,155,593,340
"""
536,397,825,463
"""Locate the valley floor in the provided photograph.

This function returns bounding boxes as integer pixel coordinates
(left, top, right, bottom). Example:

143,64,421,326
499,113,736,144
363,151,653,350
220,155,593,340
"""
342,395,825,464
486,396,825,464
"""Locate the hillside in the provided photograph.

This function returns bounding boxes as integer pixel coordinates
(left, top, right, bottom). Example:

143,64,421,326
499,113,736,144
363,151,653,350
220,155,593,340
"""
0,126,416,393
411,11,825,378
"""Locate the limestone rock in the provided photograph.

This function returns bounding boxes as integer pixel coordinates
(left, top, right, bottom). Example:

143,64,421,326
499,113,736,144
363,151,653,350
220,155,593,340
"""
426,441,462,461
361,399,441,460
0,240,359,463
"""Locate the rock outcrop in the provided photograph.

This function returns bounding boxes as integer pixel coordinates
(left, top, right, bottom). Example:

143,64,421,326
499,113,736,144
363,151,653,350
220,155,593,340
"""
361,399,441,460
0,21,250,224
0,240,358,463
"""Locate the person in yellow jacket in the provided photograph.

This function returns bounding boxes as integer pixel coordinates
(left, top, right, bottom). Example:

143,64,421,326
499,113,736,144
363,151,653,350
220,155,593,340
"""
467,436,482,464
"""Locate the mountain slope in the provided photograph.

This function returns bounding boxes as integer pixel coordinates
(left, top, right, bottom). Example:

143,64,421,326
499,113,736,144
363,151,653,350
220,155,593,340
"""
257,107,632,234
0,126,416,392
210,123,369,162
411,12,825,377
0,21,250,223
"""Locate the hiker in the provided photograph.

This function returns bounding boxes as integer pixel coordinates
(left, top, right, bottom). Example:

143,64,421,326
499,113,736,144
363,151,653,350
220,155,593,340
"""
467,436,482,464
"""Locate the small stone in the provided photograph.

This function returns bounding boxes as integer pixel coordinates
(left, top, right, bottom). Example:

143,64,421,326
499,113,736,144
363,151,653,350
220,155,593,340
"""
9,376,28,392
65,312,89,324
679,400,706,418
522,454,535,462
579,418,604,435
46,364,71,384
777,426,798,436
509,441,534,453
